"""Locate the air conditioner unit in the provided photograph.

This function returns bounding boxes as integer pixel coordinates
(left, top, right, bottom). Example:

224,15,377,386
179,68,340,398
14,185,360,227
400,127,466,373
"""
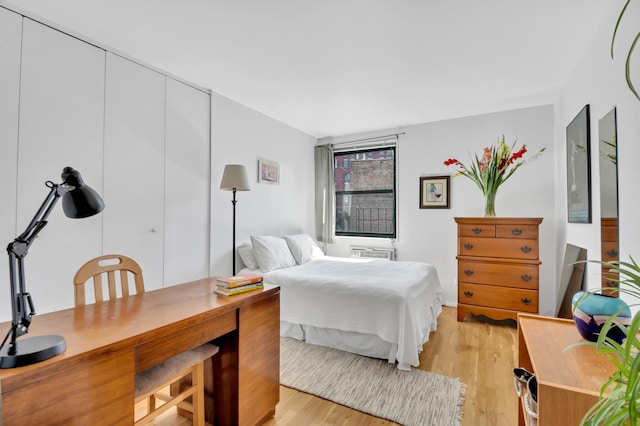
350,246,395,261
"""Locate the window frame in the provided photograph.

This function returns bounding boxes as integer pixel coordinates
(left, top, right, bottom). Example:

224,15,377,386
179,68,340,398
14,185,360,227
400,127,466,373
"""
334,146,397,238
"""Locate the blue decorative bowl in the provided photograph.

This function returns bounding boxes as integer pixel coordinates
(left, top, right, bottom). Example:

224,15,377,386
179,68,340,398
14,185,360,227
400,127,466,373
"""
572,291,631,344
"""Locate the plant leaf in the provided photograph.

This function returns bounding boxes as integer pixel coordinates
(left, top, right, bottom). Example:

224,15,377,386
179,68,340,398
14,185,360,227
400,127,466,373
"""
612,0,631,58
625,31,640,101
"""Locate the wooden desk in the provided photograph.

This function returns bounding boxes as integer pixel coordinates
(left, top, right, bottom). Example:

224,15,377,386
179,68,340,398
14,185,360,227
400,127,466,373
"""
0,279,280,425
517,313,615,425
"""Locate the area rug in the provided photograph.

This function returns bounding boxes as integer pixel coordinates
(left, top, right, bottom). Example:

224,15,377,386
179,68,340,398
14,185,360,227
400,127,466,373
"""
280,337,465,426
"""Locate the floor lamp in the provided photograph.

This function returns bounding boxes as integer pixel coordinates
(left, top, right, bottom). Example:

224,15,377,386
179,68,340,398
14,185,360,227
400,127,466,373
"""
220,164,250,275
0,167,105,368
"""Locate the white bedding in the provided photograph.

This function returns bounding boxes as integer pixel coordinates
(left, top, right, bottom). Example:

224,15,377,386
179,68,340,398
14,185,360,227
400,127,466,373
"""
244,256,443,370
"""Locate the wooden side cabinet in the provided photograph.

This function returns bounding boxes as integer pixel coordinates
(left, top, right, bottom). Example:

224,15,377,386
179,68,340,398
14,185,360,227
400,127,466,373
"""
455,217,543,322
517,314,614,425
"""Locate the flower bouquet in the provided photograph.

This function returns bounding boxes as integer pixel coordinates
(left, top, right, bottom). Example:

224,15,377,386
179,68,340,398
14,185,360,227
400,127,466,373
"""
444,136,545,216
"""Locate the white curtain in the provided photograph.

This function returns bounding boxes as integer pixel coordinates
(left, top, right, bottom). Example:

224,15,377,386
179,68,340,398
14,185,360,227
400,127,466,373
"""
314,144,335,243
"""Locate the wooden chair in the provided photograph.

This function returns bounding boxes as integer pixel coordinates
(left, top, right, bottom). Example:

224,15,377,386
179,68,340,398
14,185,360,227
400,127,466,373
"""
73,254,218,425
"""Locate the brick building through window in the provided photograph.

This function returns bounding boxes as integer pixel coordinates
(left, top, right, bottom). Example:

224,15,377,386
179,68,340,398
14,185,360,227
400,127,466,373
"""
334,147,396,238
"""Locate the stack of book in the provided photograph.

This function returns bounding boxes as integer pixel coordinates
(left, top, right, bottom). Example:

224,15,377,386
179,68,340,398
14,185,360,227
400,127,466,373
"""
214,273,264,296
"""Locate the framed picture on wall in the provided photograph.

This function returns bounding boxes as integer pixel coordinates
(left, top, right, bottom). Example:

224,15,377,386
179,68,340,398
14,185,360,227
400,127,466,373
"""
566,104,592,223
258,159,280,184
419,175,450,209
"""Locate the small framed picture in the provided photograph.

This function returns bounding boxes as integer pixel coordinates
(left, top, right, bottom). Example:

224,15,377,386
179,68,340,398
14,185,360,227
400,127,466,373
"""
258,159,280,184
419,175,450,209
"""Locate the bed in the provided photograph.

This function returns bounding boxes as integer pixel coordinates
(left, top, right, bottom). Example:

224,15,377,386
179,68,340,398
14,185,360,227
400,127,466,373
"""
238,234,444,371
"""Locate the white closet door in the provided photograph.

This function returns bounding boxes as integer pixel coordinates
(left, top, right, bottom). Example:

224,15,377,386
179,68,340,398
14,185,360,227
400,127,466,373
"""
16,18,105,314
164,78,211,286
0,8,23,321
103,53,165,290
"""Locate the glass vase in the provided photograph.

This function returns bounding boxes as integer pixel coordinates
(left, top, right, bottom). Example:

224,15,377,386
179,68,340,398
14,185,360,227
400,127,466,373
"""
484,190,497,217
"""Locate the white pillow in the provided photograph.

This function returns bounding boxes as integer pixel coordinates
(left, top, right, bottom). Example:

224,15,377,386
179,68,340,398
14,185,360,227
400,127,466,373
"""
284,234,324,264
237,242,259,270
250,235,297,272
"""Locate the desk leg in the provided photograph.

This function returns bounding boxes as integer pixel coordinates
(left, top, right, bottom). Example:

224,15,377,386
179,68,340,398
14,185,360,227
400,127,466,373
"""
237,293,280,425
211,329,239,426
209,292,280,426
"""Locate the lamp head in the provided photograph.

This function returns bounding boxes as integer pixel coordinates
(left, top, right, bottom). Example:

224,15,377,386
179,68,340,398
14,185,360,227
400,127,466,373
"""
220,164,250,191
60,167,105,218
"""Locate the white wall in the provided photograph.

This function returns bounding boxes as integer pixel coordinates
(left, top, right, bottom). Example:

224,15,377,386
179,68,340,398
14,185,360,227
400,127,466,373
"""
3,0,637,321
0,5,317,324
556,1,640,303
321,105,557,312
210,93,317,276
0,7,21,323
320,1,640,315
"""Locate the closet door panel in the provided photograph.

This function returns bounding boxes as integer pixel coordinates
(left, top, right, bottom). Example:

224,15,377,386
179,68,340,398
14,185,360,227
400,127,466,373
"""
0,8,23,321
164,78,211,286
16,18,105,313
103,53,165,290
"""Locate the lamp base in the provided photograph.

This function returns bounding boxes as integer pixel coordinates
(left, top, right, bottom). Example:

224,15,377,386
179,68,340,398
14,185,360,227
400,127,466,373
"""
0,335,66,369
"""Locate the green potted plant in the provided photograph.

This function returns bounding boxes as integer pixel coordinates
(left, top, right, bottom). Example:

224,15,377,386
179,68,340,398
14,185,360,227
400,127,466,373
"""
575,258,640,424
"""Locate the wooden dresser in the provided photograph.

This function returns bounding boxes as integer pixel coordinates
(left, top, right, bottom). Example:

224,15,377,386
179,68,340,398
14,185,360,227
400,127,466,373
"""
455,217,543,322
601,217,619,295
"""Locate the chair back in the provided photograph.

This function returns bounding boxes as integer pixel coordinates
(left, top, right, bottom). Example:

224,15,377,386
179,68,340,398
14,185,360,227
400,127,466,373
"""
74,254,145,306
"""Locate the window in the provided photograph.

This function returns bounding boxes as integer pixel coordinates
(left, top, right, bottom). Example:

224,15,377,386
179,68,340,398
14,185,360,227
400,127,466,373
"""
334,147,396,238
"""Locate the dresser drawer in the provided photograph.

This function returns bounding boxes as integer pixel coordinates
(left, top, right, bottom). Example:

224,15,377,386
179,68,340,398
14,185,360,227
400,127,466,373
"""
601,218,618,242
458,260,538,289
496,224,538,239
601,226,618,242
601,242,619,261
458,283,538,312
458,224,495,238
458,237,538,260
601,268,619,290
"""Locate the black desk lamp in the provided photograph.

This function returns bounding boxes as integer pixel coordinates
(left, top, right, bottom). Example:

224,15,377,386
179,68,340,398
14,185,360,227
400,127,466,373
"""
0,167,104,368
220,164,250,275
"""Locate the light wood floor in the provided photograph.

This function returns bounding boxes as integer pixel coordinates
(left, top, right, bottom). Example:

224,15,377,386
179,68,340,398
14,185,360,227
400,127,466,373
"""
138,306,519,425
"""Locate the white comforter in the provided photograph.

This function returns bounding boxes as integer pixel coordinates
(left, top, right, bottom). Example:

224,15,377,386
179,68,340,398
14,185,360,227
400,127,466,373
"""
262,256,443,370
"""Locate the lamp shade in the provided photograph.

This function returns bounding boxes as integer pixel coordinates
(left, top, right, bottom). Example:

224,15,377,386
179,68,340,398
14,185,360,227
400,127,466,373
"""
220,164,250,191
60,167,105,218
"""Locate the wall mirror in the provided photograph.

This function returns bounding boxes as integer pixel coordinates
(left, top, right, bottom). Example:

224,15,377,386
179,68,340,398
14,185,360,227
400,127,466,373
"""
556,243,587,318
598,107,619,294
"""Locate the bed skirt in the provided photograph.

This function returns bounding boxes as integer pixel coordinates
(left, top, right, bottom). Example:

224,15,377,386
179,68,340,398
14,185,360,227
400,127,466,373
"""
281,306,442,371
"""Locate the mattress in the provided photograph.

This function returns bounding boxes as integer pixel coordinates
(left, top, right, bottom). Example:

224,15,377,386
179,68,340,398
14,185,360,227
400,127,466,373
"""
242,255,443,370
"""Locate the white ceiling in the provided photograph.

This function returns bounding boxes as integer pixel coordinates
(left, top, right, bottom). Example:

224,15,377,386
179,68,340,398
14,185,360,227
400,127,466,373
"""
4,0,614,138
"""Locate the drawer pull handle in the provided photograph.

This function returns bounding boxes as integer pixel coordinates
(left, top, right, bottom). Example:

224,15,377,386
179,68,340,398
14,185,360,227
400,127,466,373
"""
521,274,532,281
511,228,522,236
521,297,532,305
520,246,532,253
464,243,474,250
464,269,474,276
463,291,474,298
607,249,619,257
472,228,482,234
